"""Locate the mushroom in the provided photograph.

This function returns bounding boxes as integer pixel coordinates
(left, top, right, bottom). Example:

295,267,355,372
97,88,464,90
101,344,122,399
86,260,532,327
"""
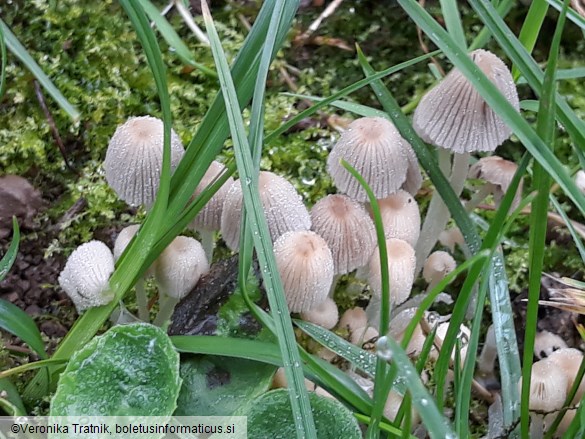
58,240,115,312
438,227,465,254
153,236,209,326
467,155,523,211
533,331,568,360
220,171,311,251
188,160,235,261
104,116,185,208
300,297,339,330
435,321,471,367
547,348,585,403
476,324,500,390
575,170,585,195
327,117,422,202
388,308,429,358
423,251,457,293
338,307,368,334
368,190,421,247
272,230,334,313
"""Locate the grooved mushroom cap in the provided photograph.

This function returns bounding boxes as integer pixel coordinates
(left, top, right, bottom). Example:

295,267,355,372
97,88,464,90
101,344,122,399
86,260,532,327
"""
154,236,209,300
300,297,339,330
469,155,523,208
423,251,457,285
273,230,334,313
104,116,185,207
367,238,416,306
413,49,519,153
522,358,568,412
369,190,421,246
533,330,568,360
220,171,311,251
327,117,422,202
189,161,234,232
311,194,376,274
547,348,585,403
58,240,115,312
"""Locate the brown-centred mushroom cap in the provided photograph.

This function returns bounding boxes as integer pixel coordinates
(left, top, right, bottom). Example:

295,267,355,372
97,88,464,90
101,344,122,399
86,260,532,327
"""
413,49,519,153
311,194,376,274
468,155,523,208
369,190,421,246
220,171,311,251
104,116,185,207
327,117,421,202
367,238,416,306
300,297,339,330
189,160,234,232
58,240,115,312
273,230,334,313
154,236,209,300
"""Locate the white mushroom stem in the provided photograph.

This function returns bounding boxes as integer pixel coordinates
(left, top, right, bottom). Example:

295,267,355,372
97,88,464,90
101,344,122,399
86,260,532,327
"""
200,230,215,263
465,184,494,212
135,278,149,322
416,152,470,272
477,325,497,375
153,295,180,327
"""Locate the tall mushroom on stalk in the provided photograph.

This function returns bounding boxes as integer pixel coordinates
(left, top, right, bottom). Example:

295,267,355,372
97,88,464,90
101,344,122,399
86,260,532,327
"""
368,190,421,247
413,49,519,272
467,156,523,211
188,160,234,261
327,117,422,202
220,171,311,251
104,116,185,208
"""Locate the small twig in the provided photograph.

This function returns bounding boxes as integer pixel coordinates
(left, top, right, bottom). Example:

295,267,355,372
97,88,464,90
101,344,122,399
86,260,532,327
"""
4,344,32,355
33,80,76,173
298,0,345,43
48,197,88,233
151,1,174,28
175,0,210,46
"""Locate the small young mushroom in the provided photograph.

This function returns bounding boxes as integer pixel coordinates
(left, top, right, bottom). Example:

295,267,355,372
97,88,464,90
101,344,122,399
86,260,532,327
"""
58,240,115,312
533,330,568,360
220,171,311,251
575,170,585,195
188,160,235,261
338,307,368,335
438,227,465,254
153,236,209,326
300,297,339,330
104,116,185,208
423,251,457,293
273,230,334,313
467,156,523,211
435,321,471,366
547,348,585,403
327,117,422,202
476,324,500,390
368,190,421,247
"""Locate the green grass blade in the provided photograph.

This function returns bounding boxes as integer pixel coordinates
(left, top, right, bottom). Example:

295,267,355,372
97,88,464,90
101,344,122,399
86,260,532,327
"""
201,2,316,437
469,0,515,50
0,299,47,360
0,19,80,122
0,22,6,99
0,218,19,282
355,414,416,438
0,378,26,416
139,0,217,77
547,0,585,30
550,194,585,262
439,0,467,49
512,0,549,80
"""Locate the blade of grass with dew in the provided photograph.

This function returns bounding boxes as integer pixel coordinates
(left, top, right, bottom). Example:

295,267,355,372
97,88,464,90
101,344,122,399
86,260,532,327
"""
512,0,549,81
522,2,569,437
0,19,79,122
547,0,585,30
200,3,316,437
439,0,467,50
468,0,585,150
282,93,386,118
0,22,6,99
398,0,585,217
550,194,585,262
518,67,585,84
355,414,417,438
22,0,175,402
0,218,19,282
469,0,515,50
339,160,390,439
139,0,216,77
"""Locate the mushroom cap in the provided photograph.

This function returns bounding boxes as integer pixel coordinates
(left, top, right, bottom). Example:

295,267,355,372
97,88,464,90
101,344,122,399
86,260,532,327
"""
273,230,334,313
575,170,585,195
327,117,421,202
523,358,568,412
438,227,464,253
311,194,377,274
338,307,368,334
547,348,585,402
370,190,421,246
436,322,471,365
113,224,141,261
220,171,311,251
154,236,209,300
58,240,115,312
189,161,235,232
300,297,339,330
350,325,379,346
533,330,568,360
104,116,185,207
469,155,523,207
367,238,416,306
413,49,519,153
423,251,457,285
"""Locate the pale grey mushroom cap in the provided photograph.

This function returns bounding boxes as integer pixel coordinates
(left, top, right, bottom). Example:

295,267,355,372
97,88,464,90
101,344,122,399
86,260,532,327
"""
423,251,457,285
300,297,339,330
469,155,523,208
189,161,234,232
58,240,115,312
367,238,416,306
413,49,519,153
220,171,311,251
104,116,185,207
113,224,141,261
547,348,585,403
155,236,209,300
575,170,585,195
370,190,421,246
521,358,568,412
338,307,368,334
273,230,334,313
311,194,377,274
327,117,421,202
533,330,568,360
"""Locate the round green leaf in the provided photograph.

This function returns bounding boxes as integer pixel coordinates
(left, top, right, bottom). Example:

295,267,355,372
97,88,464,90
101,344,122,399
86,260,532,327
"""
241,389,362,439
50,323,181,416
